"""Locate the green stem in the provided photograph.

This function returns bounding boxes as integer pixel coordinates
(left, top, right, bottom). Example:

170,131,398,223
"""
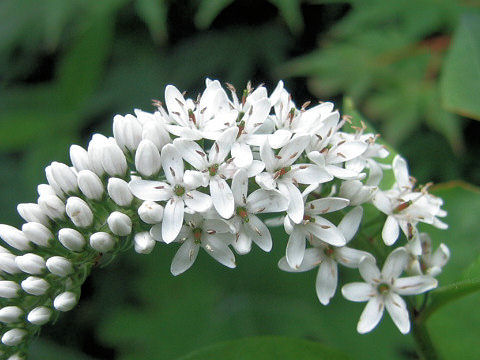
410,312,442,360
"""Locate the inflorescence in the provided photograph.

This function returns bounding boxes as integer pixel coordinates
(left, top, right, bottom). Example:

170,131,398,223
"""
0,79,448,359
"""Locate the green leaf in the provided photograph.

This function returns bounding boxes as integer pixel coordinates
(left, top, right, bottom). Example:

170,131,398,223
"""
194,0,234,29
135,0,168,43
30,339,96,360
269,0,304,34
441,12,480,120
177,336,350,360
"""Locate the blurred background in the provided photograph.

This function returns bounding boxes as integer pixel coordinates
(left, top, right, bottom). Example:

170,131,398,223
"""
1,0,479,359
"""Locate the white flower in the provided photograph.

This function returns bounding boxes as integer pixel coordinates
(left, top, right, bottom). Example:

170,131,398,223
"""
53,292,77,312
256,135,332,223
229,169,288,254
406,233,450,276
151,213,235,275
342,248,437,334
129,144,212,243
279,206,371,305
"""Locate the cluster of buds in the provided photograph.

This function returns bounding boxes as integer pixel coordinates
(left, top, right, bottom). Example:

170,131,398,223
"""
0,79,448,358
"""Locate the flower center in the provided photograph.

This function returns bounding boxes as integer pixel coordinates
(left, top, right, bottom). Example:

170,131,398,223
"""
377,283,390,295
274,166,291,179
193,227,202,244
236,207,249,222
174,185,185,197
188,109,196,125
303,215,315,223
324,246,334,256
209,164,219,176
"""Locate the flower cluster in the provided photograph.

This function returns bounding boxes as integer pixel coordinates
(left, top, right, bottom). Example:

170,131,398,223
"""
0,79,448,358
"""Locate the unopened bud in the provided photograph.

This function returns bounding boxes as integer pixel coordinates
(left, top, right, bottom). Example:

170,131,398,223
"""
102,140,128,177
135,139,161,177
77,170,104,200
107,178,133,206
21,276,49,296
27,306,51,325
15,253,46,274
1,328,27,346
0,281,20,298
17,203,50,226
45,165,65,197
138,201,164,224
46,256,73,277
113,114,142,152
134,232,156,254
37,184,57,197
0,225,31,251
0,253,20,274
49,162,78,194
70,144,90,172
90,232,115,252
58,228,86,251
22,222,53,247
54,291,77,312
87,134,108,176
107,212,132,236
38,195,66,220
142,119,170,150
0,307,23,324
66,197,93,228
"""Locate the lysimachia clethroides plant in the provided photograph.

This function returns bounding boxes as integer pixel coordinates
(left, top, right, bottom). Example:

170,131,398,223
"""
0,79,448,359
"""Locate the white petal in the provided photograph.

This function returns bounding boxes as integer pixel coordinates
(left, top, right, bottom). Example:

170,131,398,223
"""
335,247,373,268
372,191,392,214
208,127,238,164
231,169,248,206
231,142,253,168
202,234,236,268
305,217,346,247
291,164,333,185
259,139,276,172
342,282,375,302
210,176,234,218
183,170,209,188
393,276,438,295
381,247,408,282
326,165,363,180
382,215,400,246
306,197,350,215
184,190,212,212
246,215,272,252
338,206,363,242
170,238,199,276
162,197,184,243
279,181,304,224
327,141,368,164
385,293,410,334
316,258,338,305
165,85,187,125
357,296,384,334
246,160,265,177
286,227,306,269
393,155,411,191
278,248,322,272
255,172,276,191
277,134,309,167
268,129,292,149
246,189,288,214
430,244,450,268
232,228,252,255
129,180,171,201
161,144,184,184
173,139,207,170
359,256,381,284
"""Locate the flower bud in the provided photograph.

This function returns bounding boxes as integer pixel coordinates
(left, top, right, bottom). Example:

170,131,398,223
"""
87,134,108,176
107,178,133,206
70,144,90,172
58,228,86,251
1,328,27,346
102,140,128,177
90,232,115,252
21,276,49,296
45,165,65,197
37,184,57,197
54,291,77,312
138,201,164,224
134,232,156,254
0,281,20,298
38,195,66,220
113,114,142,152
27,306,51,325
142,119,170,150
49,162,78,194
77,170,104,200
0,225,31,251
15,253,46,274
66,197,93,228
135,139,161,177
8,353,25,360
22,222,53,247
46,256,73,277
17,203,50,226
0,253,20,274
0,307,23,324
107,212,132,236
